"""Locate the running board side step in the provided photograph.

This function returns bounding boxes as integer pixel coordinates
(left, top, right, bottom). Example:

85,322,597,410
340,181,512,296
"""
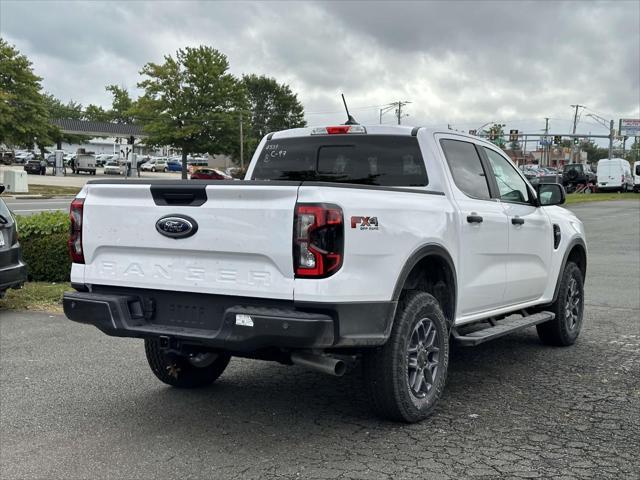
452,311,555,346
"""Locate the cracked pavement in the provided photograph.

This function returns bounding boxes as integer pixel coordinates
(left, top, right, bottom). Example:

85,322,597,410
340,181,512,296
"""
1,200,639,479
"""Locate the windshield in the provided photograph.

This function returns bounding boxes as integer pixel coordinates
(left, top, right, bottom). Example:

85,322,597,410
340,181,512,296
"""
564,164,583,173
251,135,428,186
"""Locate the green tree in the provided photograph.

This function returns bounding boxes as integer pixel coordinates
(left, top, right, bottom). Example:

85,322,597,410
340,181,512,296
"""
483,123,505,148
41,94,88,149
84,104,110,122
0,38,49,148
105,84,134,123
134,46,247,178
581,140,609,162
625,138,640,163
242,74,306,153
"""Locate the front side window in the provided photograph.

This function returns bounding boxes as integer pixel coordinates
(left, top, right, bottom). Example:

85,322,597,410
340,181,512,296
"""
483,147,531,204
440,139,491,200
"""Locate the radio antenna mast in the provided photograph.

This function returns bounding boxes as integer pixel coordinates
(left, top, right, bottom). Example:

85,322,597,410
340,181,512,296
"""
341,94,358,125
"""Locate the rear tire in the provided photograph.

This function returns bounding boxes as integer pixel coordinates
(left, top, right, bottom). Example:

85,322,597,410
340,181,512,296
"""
363,291,449,423
144,339,231,388
537,261,584,346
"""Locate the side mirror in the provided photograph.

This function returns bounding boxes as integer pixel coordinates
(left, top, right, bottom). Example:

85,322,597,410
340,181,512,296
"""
0,184,4,195
537,183,566,206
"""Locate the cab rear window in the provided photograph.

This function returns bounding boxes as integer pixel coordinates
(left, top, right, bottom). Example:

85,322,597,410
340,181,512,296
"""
251,135,428,186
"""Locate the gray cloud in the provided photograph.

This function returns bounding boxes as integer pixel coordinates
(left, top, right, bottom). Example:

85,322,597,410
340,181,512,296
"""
1,0,638,136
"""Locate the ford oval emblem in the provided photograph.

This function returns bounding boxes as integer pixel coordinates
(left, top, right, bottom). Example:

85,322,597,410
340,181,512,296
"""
155,215,198,239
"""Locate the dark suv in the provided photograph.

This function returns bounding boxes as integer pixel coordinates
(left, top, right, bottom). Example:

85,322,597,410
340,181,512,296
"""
0,185,27,297
562,163,596,191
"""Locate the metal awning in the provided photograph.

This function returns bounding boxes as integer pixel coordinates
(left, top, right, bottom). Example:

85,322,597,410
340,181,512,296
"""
51,119,146,138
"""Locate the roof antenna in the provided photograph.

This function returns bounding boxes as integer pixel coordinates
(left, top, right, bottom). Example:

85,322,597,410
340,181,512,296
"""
341,94,358,125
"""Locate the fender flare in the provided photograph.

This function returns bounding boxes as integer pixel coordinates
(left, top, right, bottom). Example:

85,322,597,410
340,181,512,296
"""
552,237,587,303
391,243,457,324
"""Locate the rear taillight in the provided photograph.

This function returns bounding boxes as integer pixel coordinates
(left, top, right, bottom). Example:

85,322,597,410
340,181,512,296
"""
294,203,344,278
68,198,85,264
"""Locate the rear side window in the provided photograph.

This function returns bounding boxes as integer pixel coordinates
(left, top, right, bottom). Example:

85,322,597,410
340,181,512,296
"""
440,139,491,200
251,135,428,186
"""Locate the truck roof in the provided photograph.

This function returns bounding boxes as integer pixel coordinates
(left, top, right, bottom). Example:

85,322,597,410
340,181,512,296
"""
268,124,487,144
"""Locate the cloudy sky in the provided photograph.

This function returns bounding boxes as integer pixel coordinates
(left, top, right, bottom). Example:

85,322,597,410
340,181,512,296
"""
1,0,639,140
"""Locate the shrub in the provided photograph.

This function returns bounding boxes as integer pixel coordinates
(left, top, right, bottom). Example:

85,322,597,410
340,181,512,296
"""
16,211,70,282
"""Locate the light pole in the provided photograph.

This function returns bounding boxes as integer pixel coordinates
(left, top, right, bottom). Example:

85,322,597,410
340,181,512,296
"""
586,113,615,161
476,121,497,133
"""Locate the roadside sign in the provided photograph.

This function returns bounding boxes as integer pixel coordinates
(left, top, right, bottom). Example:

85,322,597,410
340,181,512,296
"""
619,119,640,136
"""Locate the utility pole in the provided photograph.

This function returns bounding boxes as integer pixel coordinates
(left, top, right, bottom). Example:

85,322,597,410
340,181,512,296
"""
543,117,550,167
608,120,614,161
570,104,585,162
239,114,244,170
394,100,411,125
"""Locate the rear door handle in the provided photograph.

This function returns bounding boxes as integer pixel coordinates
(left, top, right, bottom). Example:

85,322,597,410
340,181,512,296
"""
511,217,525,225
467,214,483,224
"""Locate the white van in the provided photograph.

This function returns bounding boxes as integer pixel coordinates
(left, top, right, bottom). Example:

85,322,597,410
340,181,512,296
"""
596,158,633,192
633,161,640,192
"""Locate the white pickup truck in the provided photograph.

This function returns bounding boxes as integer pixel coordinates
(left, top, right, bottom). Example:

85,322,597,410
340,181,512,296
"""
64,125,587,422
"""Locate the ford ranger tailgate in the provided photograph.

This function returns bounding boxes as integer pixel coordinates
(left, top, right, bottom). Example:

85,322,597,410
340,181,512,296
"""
79,181,299,300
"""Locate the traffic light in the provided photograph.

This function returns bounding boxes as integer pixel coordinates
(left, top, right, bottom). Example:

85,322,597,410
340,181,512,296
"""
553,135,561,145
574,138,580,145
489,132,496,141
468,129,477,136
509,129,518,142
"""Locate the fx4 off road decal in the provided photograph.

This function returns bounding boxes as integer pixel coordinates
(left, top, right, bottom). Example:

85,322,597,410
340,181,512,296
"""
351,216,379,230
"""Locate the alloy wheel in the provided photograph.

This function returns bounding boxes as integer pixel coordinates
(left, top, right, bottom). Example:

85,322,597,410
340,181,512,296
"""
407,317,440,398
565,276,581,330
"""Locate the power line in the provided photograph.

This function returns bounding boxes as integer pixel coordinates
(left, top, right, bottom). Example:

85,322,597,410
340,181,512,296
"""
393,100,411,125
305,103,391,115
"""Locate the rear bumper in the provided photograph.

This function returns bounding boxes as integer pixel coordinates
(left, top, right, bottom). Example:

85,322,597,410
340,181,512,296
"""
0,245,27,293
63,286,396,351
597,184,623,191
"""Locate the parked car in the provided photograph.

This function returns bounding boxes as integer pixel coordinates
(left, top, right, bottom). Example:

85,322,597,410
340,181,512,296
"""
520,164,542,186
166,161,182,172
562,163,596,191
95,154,114,167
1,150,15,165
103,161,125,175
634,161,640,192
14,151,34,164
23,159,42,175
141,159,168,172
190,168,232,180
0,185,27,298
596,158,634,192
63,124,586,423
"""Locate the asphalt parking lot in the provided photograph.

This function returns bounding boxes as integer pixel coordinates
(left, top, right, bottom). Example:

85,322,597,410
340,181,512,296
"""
1,200,638,479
